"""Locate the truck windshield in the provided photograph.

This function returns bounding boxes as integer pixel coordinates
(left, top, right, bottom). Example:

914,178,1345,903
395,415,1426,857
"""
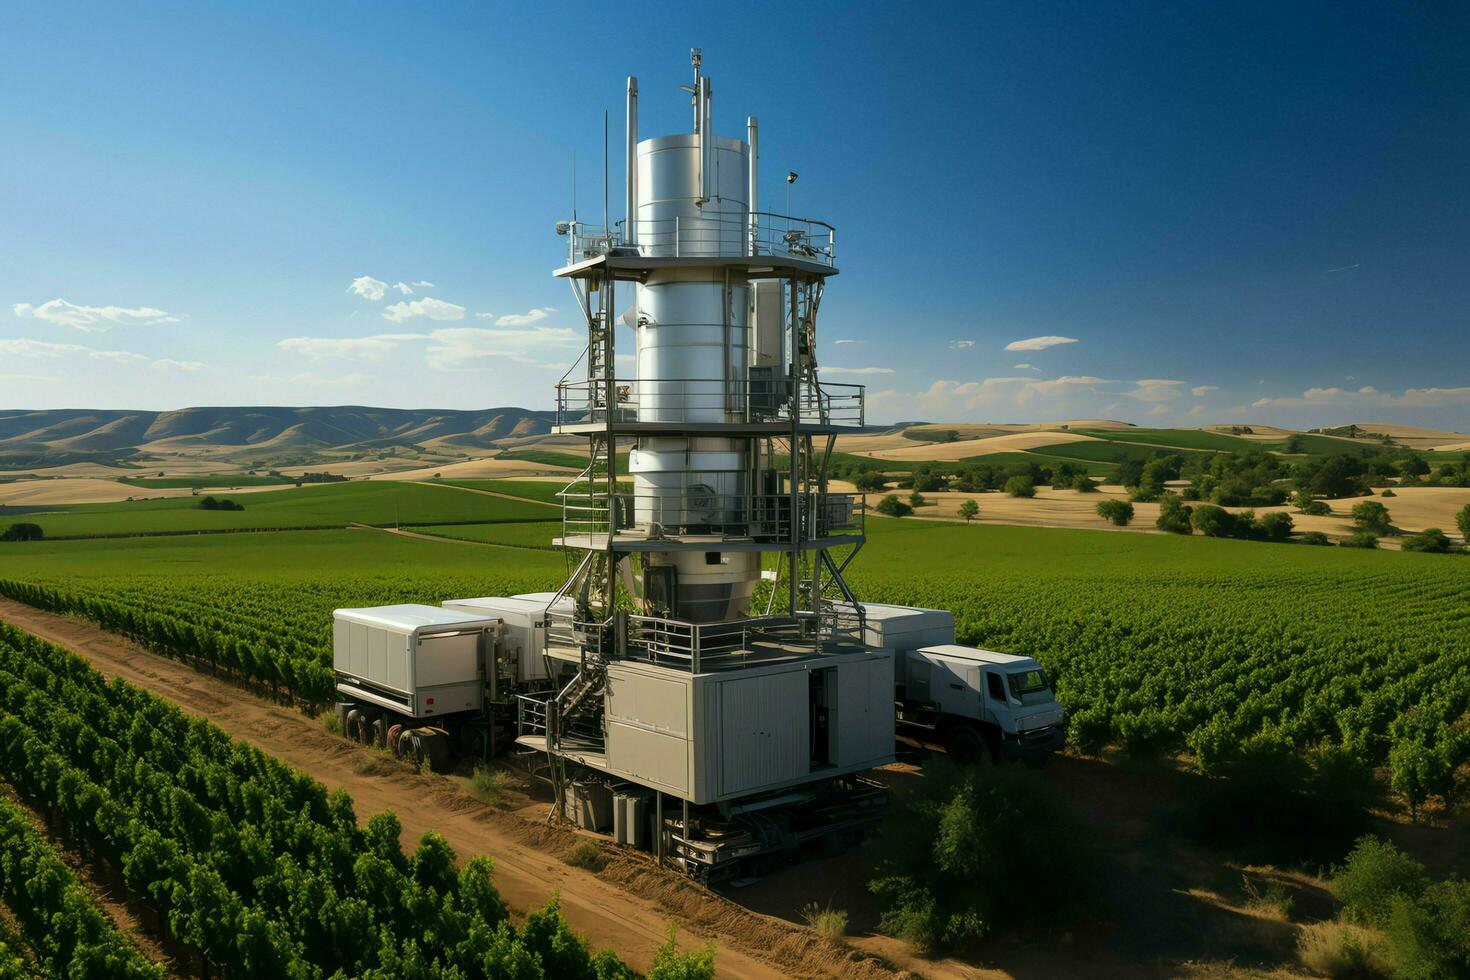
1007,669,1053,706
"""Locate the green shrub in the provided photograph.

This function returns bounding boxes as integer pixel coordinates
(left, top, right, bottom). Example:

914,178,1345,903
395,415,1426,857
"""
565,840,604,871
1400,528,1453,553
908,491,926,508
1071,474,1098,493
957,499,978,522
1381,880,1470,979
1300,531,1332,546
1350,500,1391,534
1095,499,1133,526
469,764,509,804
875,494,912,518
647,926,716,980
1155,492,1192,534
1334,837,1428,927
1340,531,1379,549
1258,511,1294,542
0,523,42,542
1004,475,1035,498
800,902,848,940
1456,503,1470,542
1380,488,1396,497
868,761,1096,951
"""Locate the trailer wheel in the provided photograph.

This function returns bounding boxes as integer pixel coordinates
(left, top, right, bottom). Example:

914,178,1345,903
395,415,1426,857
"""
354,708,381,744
370,716,390,748
345,709,363,742
409,728,451,774
386,724,405,756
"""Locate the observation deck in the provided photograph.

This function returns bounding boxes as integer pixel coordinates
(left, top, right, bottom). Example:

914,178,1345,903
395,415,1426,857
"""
554,376,865,434
554,213,839,281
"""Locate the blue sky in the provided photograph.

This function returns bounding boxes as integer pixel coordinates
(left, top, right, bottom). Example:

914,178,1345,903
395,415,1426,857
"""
1,1,1466,429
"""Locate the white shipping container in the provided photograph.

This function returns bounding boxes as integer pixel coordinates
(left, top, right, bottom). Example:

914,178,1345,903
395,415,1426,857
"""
333,604,499,719
440,595,568,683
602,650,894,805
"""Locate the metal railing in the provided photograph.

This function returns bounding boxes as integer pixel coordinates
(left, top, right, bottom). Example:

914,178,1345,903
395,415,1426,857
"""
558,212,836,267
556,489,862,541
555,376,864,429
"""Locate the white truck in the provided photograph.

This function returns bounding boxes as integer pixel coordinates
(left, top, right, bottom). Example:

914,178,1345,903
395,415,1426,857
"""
849,603,1066,765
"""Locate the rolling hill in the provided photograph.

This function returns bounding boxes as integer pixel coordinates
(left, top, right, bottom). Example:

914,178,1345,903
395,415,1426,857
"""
0,406,558,468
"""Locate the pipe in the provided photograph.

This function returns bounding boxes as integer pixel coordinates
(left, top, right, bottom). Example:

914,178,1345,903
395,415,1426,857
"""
625,77,638,246
746,116,758,255
698,76,712,205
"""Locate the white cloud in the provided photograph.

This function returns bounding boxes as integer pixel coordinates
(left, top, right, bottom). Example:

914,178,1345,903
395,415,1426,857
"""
150,358,204,372
424,324,579,371
1186,404,1208,417
1148,404,1170,416
821,366,894,376
1125,379,1187,403
949,340,975,350
13,299,180,332
278,333,428,361
833,338,863,345
382,296,467,323
496,307,553,327
393,281,414,295
0,372,55,382
475,312,496,319
347,276,389,301
1013,363,1038,371
412,280,436,288
1190,385,1219,397
252,371,374,386
0,337,148,363
1004,335,1078,352
1251,385,1470,410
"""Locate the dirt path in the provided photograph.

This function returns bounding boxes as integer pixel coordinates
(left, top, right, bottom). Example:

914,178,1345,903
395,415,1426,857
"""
410,480,562,508
346,523,551,552
0,599,908,980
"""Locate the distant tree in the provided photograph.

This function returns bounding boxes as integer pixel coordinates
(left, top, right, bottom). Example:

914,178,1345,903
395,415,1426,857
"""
1155,493,1192,534
875,494,912,518
1339,531,1379,549
1300,531,1332,546
1350,500,1392,535
908,491,927,508
1095,500,1133,527
1456,504,1470,543
912,470,945,493
1292,490,1331,516
1401,528,1453,553
1190,504,1234,538
1004,475,1035,498
1381,488,1396,497
1071,474,1099,493
852,471,888,493
1399,456,1430,478
1258,511,1294,542
1118,458,1146,488
1285,435,1306,453
957,499,979,522
0,523,43,542
199,495,219,510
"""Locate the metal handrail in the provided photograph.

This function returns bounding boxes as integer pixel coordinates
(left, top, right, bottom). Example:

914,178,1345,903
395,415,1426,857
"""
559,211,836,267
555,376,864,428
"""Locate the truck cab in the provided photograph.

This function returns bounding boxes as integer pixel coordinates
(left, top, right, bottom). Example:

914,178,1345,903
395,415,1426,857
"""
898,645,1065,765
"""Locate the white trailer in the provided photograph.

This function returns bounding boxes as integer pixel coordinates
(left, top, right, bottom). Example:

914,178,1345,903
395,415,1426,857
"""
332,604,503,770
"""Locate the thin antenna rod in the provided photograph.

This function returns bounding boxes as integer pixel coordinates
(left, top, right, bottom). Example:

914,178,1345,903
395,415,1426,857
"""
603,109,609,238
572,152,577,222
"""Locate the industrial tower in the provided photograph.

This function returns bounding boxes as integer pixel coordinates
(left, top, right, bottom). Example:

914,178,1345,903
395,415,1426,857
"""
518,51,894,876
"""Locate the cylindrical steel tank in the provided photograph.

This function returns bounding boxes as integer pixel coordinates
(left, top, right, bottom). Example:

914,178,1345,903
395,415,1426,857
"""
629,126,758,566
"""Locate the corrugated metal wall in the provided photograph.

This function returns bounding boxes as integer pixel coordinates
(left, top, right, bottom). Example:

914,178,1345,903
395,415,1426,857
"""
718,672,809,796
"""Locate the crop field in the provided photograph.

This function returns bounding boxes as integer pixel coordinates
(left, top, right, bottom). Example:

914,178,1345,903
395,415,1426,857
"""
2,484,1465,805
0,621,646,978
119,474,298,489
409,520,563,549
1039,439,1212,465
9,480,554,538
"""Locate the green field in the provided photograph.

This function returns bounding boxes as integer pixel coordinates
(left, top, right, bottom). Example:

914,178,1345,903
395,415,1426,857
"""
2,501,1465,806
12,480,555,538
1042,439,1213,465
409,520,563,549
1074,427,1260,453
119,474,298,488
495,448,631,471
428,478,565,504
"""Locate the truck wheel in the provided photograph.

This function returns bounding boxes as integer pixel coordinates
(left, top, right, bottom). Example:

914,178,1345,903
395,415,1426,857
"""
948,728,989,766
355,708,380,744
370,716,389,748
345,709,362,742
386,724,405,756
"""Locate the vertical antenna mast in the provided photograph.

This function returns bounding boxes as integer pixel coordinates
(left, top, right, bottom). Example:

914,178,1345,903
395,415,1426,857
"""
603,109,609,241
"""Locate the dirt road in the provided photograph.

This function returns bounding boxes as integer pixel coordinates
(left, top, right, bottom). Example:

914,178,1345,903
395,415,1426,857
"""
0,598,909,980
